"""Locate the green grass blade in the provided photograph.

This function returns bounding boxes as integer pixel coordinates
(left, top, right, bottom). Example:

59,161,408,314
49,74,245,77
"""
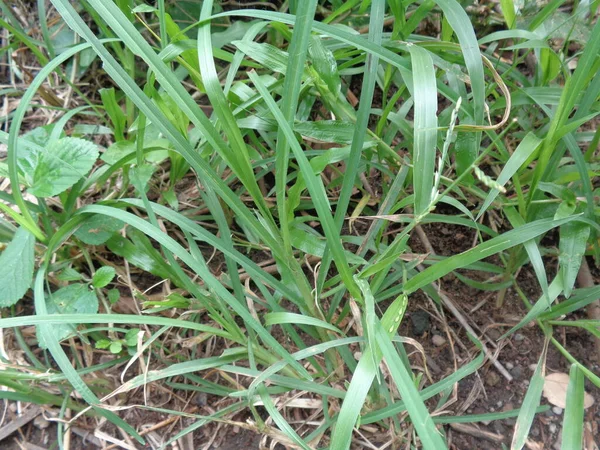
500,0,516,28
197,0,276,228
330,294,407,450
362,348,485,423
436,0,485,173
264,312,342,333
319,0,384,293
501,276,563,339
529,17,600,202
77,205,312,380
258,386,312,450
32,270,144,443
504,207,549,302
0,313,231,338
409,44,438,216
510,339,548,450
559,222,591,298
561,364,585,450
375,323,447,449
404,215,579,294
50,0,285,260
274,0,318,254
78,0,275,225
477,132,543,220
247,70,360,300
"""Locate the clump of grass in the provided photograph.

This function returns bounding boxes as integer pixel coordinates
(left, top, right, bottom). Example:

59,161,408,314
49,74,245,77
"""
0,0,598,449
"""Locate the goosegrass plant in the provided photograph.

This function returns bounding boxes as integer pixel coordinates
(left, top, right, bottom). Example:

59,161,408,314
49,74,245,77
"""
0,0,599,448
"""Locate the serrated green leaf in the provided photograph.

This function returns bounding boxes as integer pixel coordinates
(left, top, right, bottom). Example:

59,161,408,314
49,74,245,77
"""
56,267,83,282
95,339,111,349
109,341,123,354
107,288,120,305
0,227,35,307
26,137,99,197
92,266,116,289
100,140,135,165
74,215,124,246
37,283,99,349
125,328,139,346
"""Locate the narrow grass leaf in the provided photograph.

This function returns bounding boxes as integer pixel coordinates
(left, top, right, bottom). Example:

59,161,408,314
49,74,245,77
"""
50,0,286,263
362,349,485,423
500,0,516,28
78,205,311,380
561,364,585,450
32,271,144,443
559,222,590,298
436,0,485,172
319,0,384,295
504,207,549,302
404,215,578,294
264,312,342,334
197,0,273,224
510,339,548,450
248,71,360,300
274,0,318,254
477,133,543,220
330,294,407,450
501,276,563,339
408,44,438,216
375,323,447,450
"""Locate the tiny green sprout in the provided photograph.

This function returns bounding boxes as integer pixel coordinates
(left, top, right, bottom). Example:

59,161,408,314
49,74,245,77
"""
95,328,141,354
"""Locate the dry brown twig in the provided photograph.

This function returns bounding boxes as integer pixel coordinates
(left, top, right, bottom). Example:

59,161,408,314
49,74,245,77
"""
577,257,600,361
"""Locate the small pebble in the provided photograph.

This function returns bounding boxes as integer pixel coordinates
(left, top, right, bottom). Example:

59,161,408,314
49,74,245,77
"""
552,406,563,415
505,362,514,370
514,333,525,341
486,371,500,387
497,401,503,408
510,365,523,380
549,423,557,433
33,415,50,430
531,427,540,437
493,422,506,435
529,363,538,371
195,392,208,407
432,335,447,347
410,310,430,336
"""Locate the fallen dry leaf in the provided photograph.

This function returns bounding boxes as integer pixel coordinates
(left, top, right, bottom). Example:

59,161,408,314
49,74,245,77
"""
542,372,595,409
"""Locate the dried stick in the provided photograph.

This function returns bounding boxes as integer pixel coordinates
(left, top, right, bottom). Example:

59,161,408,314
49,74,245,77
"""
577,257,600,362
